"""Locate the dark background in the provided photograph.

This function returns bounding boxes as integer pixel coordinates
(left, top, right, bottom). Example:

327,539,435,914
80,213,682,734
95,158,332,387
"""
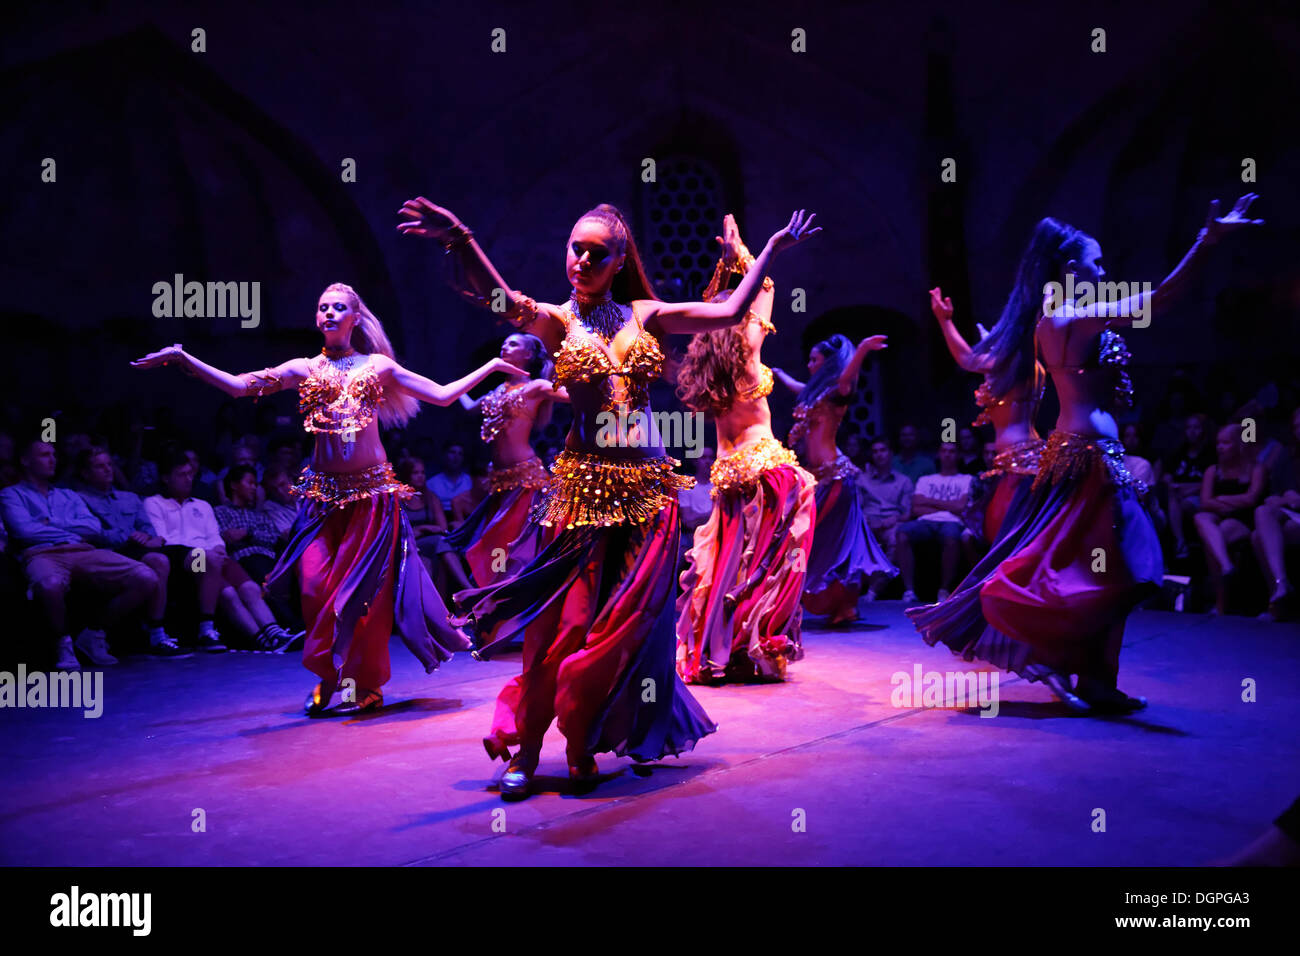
3,0,1297,456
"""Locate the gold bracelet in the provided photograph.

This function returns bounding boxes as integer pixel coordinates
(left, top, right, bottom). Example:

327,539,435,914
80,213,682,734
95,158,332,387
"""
442,222,475,253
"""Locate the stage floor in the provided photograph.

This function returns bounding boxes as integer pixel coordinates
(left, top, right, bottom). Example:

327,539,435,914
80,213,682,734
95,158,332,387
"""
3,604,1297,866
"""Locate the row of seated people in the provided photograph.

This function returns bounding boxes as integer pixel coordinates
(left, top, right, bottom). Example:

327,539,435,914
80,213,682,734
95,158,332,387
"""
0,441,306,670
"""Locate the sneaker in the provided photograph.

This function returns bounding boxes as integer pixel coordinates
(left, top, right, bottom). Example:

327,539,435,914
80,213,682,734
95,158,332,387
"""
901,589,918,603
74,628,118,666
277,629,306,653
196,629,228,653
255,625,295,652
54,636,80,671
149,634,194,660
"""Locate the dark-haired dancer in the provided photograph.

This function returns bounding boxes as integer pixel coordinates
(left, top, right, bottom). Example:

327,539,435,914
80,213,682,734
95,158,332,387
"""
775,335,894,624
400,196,818,796
133,283,526,714
445,333,567,597
908,285,1082,705
674,215,816,684
911,195,1261,712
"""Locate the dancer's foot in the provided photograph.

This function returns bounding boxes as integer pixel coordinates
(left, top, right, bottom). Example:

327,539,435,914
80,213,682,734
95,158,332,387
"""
333,688,383,715
304,678,339,716
568,754,599,790
1077,680,1147,714
1037,670,1091,715
500,749,539,799
901,589,918,604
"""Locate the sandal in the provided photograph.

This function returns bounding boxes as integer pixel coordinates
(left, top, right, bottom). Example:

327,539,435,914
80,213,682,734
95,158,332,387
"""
333,688,383,716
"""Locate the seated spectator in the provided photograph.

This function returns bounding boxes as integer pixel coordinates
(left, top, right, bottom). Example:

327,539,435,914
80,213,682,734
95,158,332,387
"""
956,427,984,476
1121,422,1167,533
1252,407,1300,621
74,446,185,657
182,448,221,504
143,450,229,652
896,442,976,603
678,448,716,567
0,438,157,669
214,442,262,507
429,442,472,513
843,433,868,470
259,466,298,541
1160,412,1215,559
859,438,913,599
891,423,936,486
1195,424,1267,616
395,456,468,594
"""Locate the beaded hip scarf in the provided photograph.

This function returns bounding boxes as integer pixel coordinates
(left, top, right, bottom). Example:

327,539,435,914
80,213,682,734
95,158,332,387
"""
710,436,801,497
290,462,415,507
811,453,860,483
1032,432,1146,494
486,456,550,494
981,438,1045,480
531,450,693,529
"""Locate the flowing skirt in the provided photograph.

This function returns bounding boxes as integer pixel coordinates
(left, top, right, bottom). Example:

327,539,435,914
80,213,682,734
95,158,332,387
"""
267,481,471,689
452,499,716,762
676,462,816,683
803,458,897,614
444,486,551,587
908,434,1163,677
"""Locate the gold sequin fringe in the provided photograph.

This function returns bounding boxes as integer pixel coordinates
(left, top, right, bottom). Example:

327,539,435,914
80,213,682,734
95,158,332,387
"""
486,456,550,494
710,437,800,497
532,450,693,528
981,438,1045,479
290,462,415,506
1032,432,1145,493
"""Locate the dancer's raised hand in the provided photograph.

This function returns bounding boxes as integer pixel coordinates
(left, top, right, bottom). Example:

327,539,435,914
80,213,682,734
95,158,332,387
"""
769,210,821,254
859,335,888,352
490,358,531,378
131,344,187,369
929,287,954,323
1204,193,1263,242
397,197,463,241
716,213,744,260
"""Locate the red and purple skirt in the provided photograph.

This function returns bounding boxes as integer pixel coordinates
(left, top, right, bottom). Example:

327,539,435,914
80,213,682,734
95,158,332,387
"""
444,457,554,587
266,463,471,689
908,433,1162,677
803,455,897,615
676,439,816,683
451,451,716,763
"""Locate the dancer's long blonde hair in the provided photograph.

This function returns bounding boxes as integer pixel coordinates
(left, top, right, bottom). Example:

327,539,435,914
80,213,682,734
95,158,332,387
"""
323,282,419,428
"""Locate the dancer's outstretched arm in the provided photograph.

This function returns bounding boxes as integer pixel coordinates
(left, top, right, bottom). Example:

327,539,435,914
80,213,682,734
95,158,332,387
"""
398,197,568,354
373,356,529,407
931,287,993,373
773,368,806,394
1058,193,1262,333
643,210,820,336
131,345,308,397
833,335,889,397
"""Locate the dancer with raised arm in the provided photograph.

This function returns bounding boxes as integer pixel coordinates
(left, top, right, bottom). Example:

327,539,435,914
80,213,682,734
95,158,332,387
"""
444,333,568,592
133,283,527,715
399,196,818,796
774,334,894,624
674,214,817,684
913,195,1261,713
907,284,1084,707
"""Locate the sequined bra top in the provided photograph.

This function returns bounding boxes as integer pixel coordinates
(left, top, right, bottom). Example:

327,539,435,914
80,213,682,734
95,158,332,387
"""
973,361,1047,428
1038,325,1134,410
297,360,385,434
479,382,529,444
552,305,664,415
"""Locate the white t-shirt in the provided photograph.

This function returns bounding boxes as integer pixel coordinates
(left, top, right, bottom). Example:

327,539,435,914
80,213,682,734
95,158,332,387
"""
143,495,225,552
914,472,973,523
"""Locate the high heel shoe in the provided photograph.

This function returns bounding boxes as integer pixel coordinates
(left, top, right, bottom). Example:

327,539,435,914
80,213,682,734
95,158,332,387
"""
499,751,538,799
568,755,599,788
1077,683,1148,714
333,688,383,716
483,736,513,763
1037,670,1091,715
304,681,338,716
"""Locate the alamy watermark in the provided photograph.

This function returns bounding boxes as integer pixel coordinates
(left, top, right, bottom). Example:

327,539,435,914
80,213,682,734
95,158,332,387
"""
890,664,1000,717
1043,274,1153,328
595,408,705,458
151,274,260,327
0,665,102,718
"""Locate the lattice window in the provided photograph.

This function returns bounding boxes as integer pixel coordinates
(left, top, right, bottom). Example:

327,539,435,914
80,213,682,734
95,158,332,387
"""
641,156,724,300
